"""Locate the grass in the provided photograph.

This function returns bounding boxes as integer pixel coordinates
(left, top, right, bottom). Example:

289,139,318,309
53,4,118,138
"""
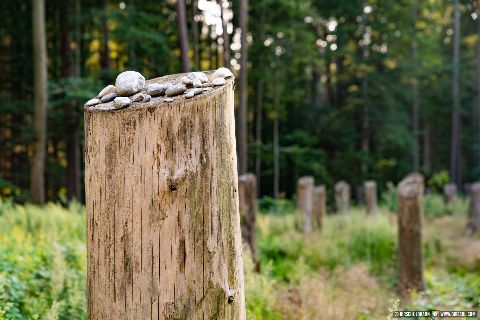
0,195,479,319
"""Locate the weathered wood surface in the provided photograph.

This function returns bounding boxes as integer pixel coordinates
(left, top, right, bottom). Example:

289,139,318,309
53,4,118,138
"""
238,173,259,270
84,72,245,319
364,180,377,215
465,182,480,236
334,181,350,214
313,185,326,229
297,176,314,233
443,182,457,205
397,172,425,299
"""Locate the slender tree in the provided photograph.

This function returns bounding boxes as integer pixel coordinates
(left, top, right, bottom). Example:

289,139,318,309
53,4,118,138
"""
450,0,461,185
31,0,48,204
476,4,480,167
101,0,111,73
191,0,200,69
412,0,420,172
273,53,280,199
218,0,231,69
60,0,81,201
238,0,248,174
176,0,190,72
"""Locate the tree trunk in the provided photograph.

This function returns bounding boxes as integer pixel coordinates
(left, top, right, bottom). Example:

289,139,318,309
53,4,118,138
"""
334,181,350,214
397,172,425,299
364,180,377,215
60,0,81,201
84,73,245,319
237,0,248,175
101,0,111,73
412,0,420,172
31,0,48,204
255,79,263,197
313,185,326,230
176,0,190,72
465,182,480,236
297,176,314,233
238,173,259,271
450,0,461,186
443,182,457,205
423,122,432,173
273,56,280,199
218,0,230,69
191,0,200,69
476,6,480,167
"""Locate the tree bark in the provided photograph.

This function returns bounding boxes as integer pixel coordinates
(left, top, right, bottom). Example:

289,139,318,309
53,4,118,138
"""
313,185,326,230
273,60,280,199
297,176,314,233
60,0,82,201
176,0,190,72
443,182,457,205
31,0,48,204
238,173,259,271
450,0,461,186
84,73,245,319
101,0,111,73
465,182,480,236
218,0,230,69
364,180,377,215
255,79,263,197
423,122,432,173
334,181,350,214
397,172,425,299
237,0,248,175
476,6,480,166
191,0,200,69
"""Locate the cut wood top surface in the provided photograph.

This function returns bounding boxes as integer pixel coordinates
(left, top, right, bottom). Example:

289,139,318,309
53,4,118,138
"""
84,71,233,113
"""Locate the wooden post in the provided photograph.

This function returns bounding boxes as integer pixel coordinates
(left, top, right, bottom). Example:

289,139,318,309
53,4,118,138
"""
238,173,259,270
84,73,245,319
334,181,350,214
465,182,480,236
443,182,457,205
297,176,314,233
313,185,326,229
397,172,425,299
364,180,377,215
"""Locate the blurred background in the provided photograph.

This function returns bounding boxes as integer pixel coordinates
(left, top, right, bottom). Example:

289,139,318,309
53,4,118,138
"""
1,0,480,319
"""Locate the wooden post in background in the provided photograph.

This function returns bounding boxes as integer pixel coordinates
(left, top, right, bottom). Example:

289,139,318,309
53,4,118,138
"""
465,182,480,236
297,176,314,233
364,180,377,215
443,182,457,205
313,185,326,230
397,172,425,300
334,181,350,214
84,73,245,319
238,173,259,270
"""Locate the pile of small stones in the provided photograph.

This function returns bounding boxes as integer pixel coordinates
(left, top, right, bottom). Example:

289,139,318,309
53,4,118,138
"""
84,67,234,109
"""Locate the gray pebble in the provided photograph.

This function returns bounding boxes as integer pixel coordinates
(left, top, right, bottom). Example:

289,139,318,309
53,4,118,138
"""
97,85,117,98
181,75,193,86
85,98,101,107
100,92,118,103
164,98,174,102
193,77,203,88
143,94,151,102
113,97,131,109
131,93,144,102
146,83,167,96
166,83,187,97
212,77,226,86
184,91,195,99
115,71,145,96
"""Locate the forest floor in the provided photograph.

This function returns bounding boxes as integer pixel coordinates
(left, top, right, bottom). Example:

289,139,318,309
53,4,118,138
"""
0,196,479,319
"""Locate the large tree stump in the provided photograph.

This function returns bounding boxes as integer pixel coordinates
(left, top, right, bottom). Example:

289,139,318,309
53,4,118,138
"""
297,176,314,233
364,180,377,215
443,182,457,205
313,185,326,229
465,182,480,236
334,181,350,214
397,173,425,299
84,73,245,319
238,173,259,270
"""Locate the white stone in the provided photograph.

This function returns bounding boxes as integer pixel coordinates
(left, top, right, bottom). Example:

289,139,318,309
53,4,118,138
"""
115,71,145,96
113,97,131,109
97,85,117,98
193,77,203,88
184,91,195,99
212,77,226,86
193,72,208,83
166,83,187,97
146,83,167,96
164,98,174,102
85,98,101,107
212,67,233,79
181,75,193,86
142,94,151,102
